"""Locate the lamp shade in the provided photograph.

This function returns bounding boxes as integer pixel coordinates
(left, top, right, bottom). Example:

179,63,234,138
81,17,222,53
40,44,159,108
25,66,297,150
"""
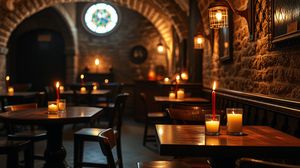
194,34,204,49
209,2,228,29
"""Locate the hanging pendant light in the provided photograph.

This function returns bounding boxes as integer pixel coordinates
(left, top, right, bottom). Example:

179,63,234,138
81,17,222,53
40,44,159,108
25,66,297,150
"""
208,1,229,29
194,34,205,49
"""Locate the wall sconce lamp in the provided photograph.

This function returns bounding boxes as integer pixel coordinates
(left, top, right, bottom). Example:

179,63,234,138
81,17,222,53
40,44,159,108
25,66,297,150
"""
157,42,165,54
208,0,254,38
194,34,205,49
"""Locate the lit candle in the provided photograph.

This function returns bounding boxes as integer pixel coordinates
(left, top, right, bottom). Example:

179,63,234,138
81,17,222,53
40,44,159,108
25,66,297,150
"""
177,89,185,99
227,111,243,133
8,86,14,94
93,85,98,91
59,86,64,92
164,77,170,84
169,92,176,99
80,74,84,84
80,87,86,93
55,81,60,102
48,104,58,113
212,81,216,119
104,79,109,84
205,120,220,133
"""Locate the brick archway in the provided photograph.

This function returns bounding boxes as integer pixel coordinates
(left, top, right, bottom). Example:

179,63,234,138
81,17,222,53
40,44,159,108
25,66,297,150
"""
0,0,188,50
0,0,189,85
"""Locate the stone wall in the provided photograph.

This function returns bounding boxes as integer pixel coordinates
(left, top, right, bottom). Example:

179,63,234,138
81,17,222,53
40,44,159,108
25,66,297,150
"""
76,3,166,83
201,0,300,101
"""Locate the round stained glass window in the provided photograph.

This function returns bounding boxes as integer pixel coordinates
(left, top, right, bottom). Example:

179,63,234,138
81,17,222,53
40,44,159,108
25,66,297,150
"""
83,3,120,35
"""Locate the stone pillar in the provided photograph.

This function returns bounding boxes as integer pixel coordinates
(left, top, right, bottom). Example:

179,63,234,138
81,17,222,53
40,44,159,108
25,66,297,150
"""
0,46,8,92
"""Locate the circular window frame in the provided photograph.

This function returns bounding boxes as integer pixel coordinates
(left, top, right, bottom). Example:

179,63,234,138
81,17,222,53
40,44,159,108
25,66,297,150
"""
81,2,121,36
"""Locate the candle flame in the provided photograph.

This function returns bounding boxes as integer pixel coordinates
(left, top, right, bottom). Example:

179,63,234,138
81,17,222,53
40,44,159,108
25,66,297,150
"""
80,74,84,79
176,75,180,82
5,75,10,81
212,81,216,91
56,81,60,88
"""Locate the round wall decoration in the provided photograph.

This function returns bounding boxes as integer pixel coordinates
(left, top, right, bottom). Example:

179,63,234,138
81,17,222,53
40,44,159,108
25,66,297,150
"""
129,45,148,64
82,3,120,35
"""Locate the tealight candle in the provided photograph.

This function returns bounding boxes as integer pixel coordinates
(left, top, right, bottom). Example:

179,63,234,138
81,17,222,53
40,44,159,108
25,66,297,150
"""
8,87,14,94
227,108,243,135
48,104,58,113
93,85,97,91
177,89,184,99
205,114,220,136
80,87,87,93
169,92,176,99
104,79,109,84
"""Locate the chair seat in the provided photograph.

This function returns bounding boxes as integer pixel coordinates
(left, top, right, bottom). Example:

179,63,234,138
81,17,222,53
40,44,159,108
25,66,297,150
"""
0,140,30,151
8,130,47,141
75,128,105,137
148,112,166,118
137,161,192,168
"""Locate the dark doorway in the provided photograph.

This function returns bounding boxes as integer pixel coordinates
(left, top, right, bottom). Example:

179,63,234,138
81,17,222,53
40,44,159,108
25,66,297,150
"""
14,29,66,91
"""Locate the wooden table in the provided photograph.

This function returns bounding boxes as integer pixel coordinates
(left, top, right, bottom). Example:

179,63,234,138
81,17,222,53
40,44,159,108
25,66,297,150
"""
154,96,209,104
0,106,103,168
0,91,42,111
155,124,300,167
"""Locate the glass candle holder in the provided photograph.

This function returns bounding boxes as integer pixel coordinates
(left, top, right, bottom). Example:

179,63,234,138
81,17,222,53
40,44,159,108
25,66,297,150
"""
205,114,220,136
169,91,176,99
226,108,243,135
177,89,185,99
48,101,58,113
8,86,14,94
58,99,66,112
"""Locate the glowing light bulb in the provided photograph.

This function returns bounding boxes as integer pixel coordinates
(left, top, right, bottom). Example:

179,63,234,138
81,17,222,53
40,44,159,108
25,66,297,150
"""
157,44,164,53
95,58,100,66
215,11,223,21
80,74,84,80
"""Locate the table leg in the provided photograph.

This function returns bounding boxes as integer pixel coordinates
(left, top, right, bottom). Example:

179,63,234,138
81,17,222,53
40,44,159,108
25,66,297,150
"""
44,125,69,168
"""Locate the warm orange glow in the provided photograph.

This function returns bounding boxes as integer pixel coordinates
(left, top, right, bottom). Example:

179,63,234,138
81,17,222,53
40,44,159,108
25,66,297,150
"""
59,86,64,92
5,75,10,81
194,34,205,49
212,81,217,91
80,87,87,92
93,85,97,90
56,81,60,89
157,44,164,53
8,87,14,94
95,58,100,66
181,72,189,80
104,79,109,84
164,77,170,83
215,11,223,21
80,74,84,79
176,75,180,82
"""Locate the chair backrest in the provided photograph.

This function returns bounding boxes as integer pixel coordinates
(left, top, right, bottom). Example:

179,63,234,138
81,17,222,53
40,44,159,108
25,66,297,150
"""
4,103,38,133
5,103,37,112
101,82,123,102
167,104,208,124
109,93,129,132
98,128,119,168
139,92,149,116
236,158,300,168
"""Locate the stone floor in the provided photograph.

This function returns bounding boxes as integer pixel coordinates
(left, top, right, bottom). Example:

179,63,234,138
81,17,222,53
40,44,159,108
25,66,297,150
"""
0,117,171,168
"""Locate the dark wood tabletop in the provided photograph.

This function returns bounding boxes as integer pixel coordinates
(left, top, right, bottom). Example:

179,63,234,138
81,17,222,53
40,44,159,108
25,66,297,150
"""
154,96,209,103
156,124,300,167
0,106,103,168
0,106,102,125
0,91,40,97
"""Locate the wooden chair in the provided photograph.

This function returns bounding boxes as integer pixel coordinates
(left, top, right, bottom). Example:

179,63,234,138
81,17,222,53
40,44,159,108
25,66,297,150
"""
0,140,33,168
140,92,167,146
74,93,129,168
98,128,122,168
4,103,47,161
236,158,300,168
